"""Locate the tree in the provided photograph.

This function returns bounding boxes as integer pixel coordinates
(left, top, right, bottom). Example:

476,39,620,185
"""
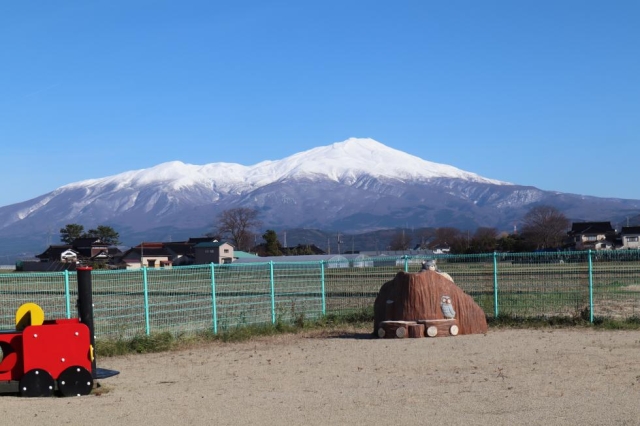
205,232,223,241
60,223,121,246
85,225,121,245
60,224,85,244
216,207,262,251
496,233,536,253
520,205,570,249
430,227,461,249
389,230,412,251
262,230,282,256
469,227,499,253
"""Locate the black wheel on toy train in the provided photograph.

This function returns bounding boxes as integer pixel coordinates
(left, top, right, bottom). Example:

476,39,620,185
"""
20,369,55,397
57,366,93,397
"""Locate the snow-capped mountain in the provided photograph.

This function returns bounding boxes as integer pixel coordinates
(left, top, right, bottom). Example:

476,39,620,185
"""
1,138,639,255
59,137,507,193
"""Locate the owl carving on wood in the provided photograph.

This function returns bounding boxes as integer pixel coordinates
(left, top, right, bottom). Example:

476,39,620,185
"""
440,295,456,319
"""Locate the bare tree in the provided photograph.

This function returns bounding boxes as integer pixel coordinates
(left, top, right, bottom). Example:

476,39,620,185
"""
429,227,462,249
521,205,570,249
216,207,262,251
389,230,412,251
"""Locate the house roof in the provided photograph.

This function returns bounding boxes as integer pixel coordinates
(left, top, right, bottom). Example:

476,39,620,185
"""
36,245,73,259
195,241,234,248
188,237,220,245
233,254,349,264
72,237,108,248
108,247,123,256
135,242,164,248
622,226,640,235
163,242,195,256
233,251,259,259
569,222,614,234
90,249,110,260
123,246,173,259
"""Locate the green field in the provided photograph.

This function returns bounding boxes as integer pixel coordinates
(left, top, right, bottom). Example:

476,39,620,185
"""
1,253,639,338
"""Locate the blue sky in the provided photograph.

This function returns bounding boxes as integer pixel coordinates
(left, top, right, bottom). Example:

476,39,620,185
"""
1,1,638,207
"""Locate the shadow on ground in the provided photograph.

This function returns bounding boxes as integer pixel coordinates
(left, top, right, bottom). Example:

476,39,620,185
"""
325,332,375,340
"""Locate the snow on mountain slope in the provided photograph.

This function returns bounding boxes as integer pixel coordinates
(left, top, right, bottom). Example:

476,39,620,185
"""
59,138,511,194
267,138,509,185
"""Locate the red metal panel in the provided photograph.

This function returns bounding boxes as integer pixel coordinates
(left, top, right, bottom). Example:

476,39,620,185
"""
22,321,91,380
0,333,23,381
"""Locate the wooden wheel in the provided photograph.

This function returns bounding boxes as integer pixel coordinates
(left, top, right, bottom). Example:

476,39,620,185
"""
450,325,459,336
426,326,438,337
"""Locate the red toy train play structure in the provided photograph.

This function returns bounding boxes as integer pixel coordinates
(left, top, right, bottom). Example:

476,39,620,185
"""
0,267,118,397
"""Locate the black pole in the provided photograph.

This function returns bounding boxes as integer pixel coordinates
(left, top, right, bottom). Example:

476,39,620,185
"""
77,266,97,378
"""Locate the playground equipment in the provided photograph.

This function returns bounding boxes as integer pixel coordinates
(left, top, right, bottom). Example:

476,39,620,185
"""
0,267,118,397
373,269,488,338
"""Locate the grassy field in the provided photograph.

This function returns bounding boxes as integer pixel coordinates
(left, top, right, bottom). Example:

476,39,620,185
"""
0,257,639,340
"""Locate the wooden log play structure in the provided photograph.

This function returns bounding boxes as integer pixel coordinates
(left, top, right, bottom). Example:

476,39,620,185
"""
418,319,459,337
373,267,488,338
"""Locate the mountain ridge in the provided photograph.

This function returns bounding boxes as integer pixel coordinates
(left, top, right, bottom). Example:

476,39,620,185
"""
55,137,509,194
0,138,639,259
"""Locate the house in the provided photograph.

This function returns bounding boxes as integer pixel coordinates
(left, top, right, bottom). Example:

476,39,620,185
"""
233,254,350,268
71,237,110,260
35,238,119,264
163,242,196,266
194,241,235,264
594,240,615,250
120,242,173,269
431,244,451,255
36,245,75,263
567,222,616,250
621,226,640,250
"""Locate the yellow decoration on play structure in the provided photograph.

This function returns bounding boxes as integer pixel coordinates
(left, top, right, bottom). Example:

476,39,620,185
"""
15,302,45,331
89,344,95,362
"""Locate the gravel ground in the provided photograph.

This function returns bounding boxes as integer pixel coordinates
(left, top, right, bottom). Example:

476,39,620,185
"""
2,327,640,425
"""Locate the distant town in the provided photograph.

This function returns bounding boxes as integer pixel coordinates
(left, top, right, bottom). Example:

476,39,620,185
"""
8,205,639,273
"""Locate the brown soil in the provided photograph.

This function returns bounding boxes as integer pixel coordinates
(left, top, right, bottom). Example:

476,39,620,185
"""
2,327,640,425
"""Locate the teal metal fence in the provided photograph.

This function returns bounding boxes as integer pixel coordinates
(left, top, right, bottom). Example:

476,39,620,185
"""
1,250,640,339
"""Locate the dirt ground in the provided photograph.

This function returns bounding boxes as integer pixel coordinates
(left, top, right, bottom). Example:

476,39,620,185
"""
2,327,640,425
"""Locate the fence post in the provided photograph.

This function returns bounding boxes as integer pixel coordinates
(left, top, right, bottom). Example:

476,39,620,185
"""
320,261,326,316
588,250,594,323
76,266,97,378
403,255,409,272
210,263,218,334
63,269,71,319
142,266,151,335
493,252,499,318
269,261,276,324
